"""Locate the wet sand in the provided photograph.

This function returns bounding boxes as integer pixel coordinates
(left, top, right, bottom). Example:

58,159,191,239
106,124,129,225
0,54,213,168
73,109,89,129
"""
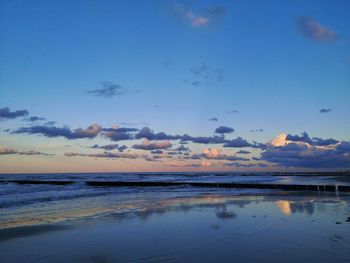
1,194,350,263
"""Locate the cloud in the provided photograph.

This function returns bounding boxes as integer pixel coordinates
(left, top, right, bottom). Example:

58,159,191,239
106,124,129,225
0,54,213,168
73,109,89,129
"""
320,108,332,113
191,63,210,76
296,16,337,42
286,132,313,145
188,62,224,87
0,107,29,119
0,147,17,155
133,140,172,151
65,151,139,159
117,145,128,152
166,161,212,168
174,3,226,28
223,137,252,148
312,137,339,147
227,110,238,114
150,149,163,154
186,148,249,162
86,82,127,97
25,116,46,122
135,127,184,141
91,144,119,151
133,127,258,147
14,124,102,140
176,145,189,152
209,117,218,122
285,132,339,146
261,133,350,168
236,150,251,154
224,162,268,168
102,127,137,141
0,147,52,156
45,121,57,126
250,129,263,132
215,126,234,134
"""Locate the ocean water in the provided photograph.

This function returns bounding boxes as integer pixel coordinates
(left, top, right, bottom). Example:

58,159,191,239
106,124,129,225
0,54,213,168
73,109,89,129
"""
0,173,349,229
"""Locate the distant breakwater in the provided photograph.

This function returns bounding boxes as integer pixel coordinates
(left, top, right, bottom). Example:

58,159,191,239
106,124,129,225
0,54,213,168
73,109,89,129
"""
1,180,350,192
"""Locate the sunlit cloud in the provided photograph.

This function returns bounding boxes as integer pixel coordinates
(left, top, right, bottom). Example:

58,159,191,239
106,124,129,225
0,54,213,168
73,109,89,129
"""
261,133,350,168
174,3,226,28
296,16,337,42
0,146,53,156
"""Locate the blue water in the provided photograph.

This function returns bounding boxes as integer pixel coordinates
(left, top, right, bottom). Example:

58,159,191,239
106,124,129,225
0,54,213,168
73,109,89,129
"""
0,173,349,228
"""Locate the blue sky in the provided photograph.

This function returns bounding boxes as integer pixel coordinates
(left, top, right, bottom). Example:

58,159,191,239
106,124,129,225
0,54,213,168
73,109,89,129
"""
0,0,350,173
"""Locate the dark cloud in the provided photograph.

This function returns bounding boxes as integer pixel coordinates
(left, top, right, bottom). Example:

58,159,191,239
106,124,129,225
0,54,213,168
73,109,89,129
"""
224,162,268,168
223,137,252,148
320,108,332,113
250,129,263,132
236,150,251,154
91,144,120,151
135,127,183,141
227,110,238,114
150,149,163,154
176,145,189,152
286,132,339,146
45,121,57,126
13,124,101,140
286,132,313,145
26,116,46,122
215,126,234,134
65,151,139,159
133,127,259,147
209,117,218,122
86,82,127,97
0,107,29,119
102,127,136,141
133,140,172,151
117,145,128,152
187,135,227,144
296,16,337,42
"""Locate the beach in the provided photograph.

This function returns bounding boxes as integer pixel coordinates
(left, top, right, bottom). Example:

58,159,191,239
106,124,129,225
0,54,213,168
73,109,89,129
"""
1,173,350,262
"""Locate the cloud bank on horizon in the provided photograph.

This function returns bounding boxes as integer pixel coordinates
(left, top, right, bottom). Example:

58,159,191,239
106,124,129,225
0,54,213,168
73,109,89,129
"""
1,107,350,171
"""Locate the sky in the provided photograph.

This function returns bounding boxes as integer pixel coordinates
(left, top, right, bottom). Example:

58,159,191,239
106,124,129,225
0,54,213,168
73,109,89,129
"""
0,0,350,173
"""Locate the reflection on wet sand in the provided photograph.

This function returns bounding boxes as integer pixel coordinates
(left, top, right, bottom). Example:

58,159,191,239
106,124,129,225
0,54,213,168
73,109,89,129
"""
1,194,350,263
275,200,292,215
1,192,349,230
274,197,347,216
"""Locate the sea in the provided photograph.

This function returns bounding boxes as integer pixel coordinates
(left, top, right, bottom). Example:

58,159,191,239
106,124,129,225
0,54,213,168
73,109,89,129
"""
1,172,349,229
